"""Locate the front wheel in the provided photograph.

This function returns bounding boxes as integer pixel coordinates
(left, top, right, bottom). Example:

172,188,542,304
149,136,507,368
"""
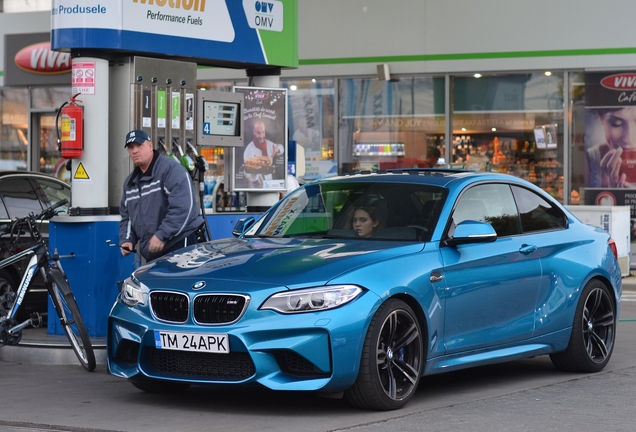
345,298,424,410
47,269,96,372
550,279,616,372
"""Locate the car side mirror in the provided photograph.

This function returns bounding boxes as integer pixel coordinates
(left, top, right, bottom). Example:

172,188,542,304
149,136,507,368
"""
445,220,497,246
232,217,256,237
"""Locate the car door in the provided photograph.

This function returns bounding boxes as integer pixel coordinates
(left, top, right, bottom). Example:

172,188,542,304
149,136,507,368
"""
509,184,570,338
439,183,543,354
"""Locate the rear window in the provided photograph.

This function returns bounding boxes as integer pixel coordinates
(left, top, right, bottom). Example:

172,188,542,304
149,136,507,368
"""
33,178,70,214
511,185,567,232
0,177,43,219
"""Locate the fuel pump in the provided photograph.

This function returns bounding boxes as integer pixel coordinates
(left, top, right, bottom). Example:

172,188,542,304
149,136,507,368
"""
186,140,212,242
55,93,84,159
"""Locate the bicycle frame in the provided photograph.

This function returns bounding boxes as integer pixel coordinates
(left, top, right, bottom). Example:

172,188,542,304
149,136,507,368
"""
0,243,41,322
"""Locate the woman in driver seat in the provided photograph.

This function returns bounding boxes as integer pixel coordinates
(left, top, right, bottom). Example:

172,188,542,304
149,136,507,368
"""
347,206,386,238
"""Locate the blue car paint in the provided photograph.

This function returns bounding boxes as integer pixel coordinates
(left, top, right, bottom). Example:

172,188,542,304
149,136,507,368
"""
107,170,622,401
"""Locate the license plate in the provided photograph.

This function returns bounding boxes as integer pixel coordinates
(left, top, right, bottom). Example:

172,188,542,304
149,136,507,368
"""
153,330,229,354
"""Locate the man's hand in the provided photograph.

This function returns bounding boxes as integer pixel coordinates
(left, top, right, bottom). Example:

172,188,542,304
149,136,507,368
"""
120,242,134,256
149,234,165,254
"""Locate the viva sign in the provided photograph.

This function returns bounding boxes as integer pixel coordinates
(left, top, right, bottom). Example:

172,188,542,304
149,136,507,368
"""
15,42,71,74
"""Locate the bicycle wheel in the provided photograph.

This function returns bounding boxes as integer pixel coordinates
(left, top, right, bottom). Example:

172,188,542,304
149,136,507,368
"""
47,269,96,371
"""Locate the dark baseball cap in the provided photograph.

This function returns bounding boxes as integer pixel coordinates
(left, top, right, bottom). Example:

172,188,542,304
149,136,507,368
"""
125,129,151,147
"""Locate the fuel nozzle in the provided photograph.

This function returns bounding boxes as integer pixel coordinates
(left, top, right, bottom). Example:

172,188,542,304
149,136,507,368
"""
159,138,180,164
187,140,208,172
173,139,194,172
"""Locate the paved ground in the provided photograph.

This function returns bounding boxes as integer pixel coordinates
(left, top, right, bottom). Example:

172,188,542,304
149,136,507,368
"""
0,275,634,431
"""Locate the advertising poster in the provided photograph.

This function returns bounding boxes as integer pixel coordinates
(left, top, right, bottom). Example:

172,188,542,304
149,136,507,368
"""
288,82,323,159
232,86,287,191
584,71,636,240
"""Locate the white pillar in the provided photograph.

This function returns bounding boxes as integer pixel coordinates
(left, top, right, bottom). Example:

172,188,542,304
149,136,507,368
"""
70,57,109,210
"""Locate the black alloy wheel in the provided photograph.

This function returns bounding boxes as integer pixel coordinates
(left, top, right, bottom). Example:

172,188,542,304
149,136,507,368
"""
550,280,616,372
345,298,424,410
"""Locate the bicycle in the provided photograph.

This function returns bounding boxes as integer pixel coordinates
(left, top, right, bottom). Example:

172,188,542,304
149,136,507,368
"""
0,199,96,371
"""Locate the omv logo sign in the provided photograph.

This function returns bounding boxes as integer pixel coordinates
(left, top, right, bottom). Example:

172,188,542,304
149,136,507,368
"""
243,0,283,32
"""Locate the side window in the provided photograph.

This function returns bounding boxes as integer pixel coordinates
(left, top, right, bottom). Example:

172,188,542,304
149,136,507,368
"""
511,185,567,233
0,197,8,219
0,177,43,218
453,184,521,237
34,178,71,214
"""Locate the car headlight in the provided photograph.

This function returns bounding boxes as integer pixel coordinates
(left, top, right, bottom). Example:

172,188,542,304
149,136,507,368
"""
119,276,148,307
260,285,363,314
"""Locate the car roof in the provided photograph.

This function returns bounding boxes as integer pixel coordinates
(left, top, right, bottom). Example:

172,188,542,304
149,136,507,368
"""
317,169,526,189
0,170,70,187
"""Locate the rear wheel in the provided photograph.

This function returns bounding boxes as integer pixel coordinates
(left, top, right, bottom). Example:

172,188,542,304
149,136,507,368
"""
345,299,424,410
0,269,17,318
47,269,96,372
550,279,616,372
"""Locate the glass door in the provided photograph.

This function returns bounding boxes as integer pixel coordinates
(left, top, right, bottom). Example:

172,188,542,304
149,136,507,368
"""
31,111,70,183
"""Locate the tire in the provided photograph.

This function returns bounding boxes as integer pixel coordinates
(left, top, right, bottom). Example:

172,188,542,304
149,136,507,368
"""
130,378,190,393
0,269,16,318
0,318,22,345
345,298,424,410
47,269,96,372
550,279,616,372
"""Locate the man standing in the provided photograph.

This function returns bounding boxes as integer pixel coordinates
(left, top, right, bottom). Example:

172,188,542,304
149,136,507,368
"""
242,120,285,188
420,147,441,168
119,129,204,262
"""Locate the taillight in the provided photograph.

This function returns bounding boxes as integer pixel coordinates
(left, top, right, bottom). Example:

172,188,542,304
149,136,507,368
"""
608,238,618,260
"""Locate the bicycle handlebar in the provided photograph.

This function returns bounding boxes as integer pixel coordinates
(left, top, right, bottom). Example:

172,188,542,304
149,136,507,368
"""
0,198,68,237
40,198,69,221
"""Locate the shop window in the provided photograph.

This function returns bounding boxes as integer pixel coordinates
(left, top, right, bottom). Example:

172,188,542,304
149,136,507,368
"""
282,79,335,181
452,73,565,202
31,87,68,110
0,88,28,171
568,71,585,205
338,76,446,175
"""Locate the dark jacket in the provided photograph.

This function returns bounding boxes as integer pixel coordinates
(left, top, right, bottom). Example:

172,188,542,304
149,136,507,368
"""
119,151,203,261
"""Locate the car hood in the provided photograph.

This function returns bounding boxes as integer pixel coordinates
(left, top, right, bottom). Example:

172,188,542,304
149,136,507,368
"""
133,237,424,289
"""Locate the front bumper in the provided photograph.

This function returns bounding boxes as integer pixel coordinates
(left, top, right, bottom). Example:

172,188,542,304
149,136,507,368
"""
107,291,379,392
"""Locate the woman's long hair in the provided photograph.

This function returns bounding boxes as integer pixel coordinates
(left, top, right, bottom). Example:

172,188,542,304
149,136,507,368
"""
345,205,386,234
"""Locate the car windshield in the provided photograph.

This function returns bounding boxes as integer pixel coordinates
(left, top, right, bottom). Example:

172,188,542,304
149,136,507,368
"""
246,181,447,241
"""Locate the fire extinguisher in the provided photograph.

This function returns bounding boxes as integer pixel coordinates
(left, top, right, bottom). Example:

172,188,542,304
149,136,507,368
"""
55,93,84,159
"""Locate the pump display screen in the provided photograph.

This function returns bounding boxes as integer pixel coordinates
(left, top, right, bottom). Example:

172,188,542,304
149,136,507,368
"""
202,101,239,136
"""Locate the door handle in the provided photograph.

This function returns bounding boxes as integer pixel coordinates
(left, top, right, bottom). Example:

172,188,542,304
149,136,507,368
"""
430,271,444,283
519,244,537,254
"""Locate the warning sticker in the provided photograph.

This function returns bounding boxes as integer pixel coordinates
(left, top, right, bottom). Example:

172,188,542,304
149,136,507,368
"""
72,61,96,95
73,162,92,182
